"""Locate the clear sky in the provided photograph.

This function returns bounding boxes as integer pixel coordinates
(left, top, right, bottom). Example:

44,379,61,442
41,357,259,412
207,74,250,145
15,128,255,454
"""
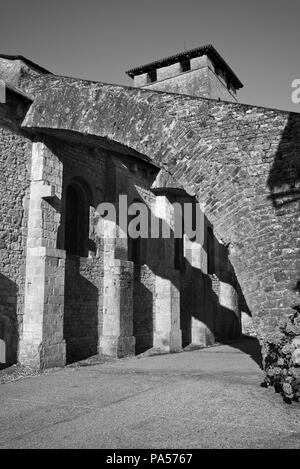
0,0,299,111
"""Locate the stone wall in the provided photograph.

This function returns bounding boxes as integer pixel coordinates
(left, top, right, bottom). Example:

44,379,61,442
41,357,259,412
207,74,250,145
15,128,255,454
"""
0,127,31,366
133,265,155,353
64,256,103,362
126,163,157,353
58,141,105,362
19,141,66,369
20,76,300,337
58,139,159,360
143,67,210,98
0,57,45,90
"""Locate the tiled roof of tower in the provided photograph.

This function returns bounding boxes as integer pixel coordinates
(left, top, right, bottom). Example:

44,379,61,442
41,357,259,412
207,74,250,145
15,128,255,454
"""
0,54,51,74
126,44,243,89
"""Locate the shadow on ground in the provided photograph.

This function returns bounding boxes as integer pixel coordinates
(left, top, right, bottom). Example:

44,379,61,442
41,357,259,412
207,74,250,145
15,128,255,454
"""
221,335,263,369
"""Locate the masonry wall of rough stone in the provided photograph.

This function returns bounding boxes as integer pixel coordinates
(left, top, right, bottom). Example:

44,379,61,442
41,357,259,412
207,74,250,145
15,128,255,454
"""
57,139,161,360
21,77,300,337
58,142,106,362
118,155,157,354
64,256,103,362
41,250,66,368
0,127,31,366
4,67,298,342
166,106,300,337
18,140,67,369
133,264,155,353
0,57,45,89
143,67,210,98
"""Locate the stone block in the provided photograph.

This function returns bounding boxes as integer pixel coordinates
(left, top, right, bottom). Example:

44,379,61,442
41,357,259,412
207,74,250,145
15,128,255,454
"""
99,334,135,358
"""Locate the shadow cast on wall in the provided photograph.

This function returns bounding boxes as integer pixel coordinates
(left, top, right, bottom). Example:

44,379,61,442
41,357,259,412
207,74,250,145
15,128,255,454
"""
267,112,300,306
44,136,257,367
181,228,261,367
64,255,99,364
267,113,300,209
133,264,153,354
125,186,256,363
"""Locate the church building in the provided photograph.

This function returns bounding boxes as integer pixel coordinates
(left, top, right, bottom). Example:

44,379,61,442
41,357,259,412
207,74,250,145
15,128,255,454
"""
0,45,299,369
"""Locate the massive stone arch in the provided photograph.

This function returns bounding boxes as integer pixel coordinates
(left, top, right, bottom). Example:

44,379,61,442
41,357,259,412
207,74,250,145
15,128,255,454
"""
15,74,300,336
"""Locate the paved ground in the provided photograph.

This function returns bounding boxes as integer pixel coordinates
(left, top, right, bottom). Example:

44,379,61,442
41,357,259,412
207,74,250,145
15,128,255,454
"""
0,338,299,449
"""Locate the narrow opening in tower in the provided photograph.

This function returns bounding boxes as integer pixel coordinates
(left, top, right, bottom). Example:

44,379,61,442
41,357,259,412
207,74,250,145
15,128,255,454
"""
147,69,157,83
180,60,191,73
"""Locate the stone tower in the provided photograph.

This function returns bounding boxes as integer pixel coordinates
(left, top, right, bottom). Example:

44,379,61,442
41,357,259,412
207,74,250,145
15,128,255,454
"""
126,44,243,102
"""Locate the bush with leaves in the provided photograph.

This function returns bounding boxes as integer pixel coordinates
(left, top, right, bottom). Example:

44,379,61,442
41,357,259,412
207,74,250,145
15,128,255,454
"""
261,305,300,403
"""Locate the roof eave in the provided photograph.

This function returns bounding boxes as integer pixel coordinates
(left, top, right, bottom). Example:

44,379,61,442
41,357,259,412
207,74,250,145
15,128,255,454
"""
126,44,243,89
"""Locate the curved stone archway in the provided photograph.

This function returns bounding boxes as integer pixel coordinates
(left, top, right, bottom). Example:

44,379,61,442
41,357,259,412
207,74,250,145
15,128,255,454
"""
17,74,300,336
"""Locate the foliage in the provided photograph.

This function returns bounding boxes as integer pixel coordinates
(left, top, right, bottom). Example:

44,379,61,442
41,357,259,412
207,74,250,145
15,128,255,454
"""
261,305,300,403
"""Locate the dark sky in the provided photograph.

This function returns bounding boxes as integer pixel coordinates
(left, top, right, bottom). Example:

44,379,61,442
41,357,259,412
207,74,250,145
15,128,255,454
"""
0,0,299,111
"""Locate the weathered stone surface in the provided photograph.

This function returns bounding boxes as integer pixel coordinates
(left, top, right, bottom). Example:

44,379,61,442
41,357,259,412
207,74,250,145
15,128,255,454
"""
0,53,299,369
128,46,240,101
0,125,31,367
0,56,49,90
16,73,300,336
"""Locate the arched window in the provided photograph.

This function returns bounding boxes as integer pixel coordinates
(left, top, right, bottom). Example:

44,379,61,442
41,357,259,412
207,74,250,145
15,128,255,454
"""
64,181,90,257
